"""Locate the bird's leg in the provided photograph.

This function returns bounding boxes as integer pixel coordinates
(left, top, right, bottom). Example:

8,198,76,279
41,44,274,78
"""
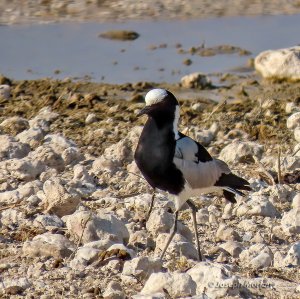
160,210,178,260
146,188,155,221
186,199,203,261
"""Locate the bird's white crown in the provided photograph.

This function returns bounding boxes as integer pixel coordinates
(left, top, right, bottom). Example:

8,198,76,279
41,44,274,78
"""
145,89,168,106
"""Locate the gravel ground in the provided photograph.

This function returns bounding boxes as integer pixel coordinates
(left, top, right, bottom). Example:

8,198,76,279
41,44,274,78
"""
0,72,300,298
1,0,300,24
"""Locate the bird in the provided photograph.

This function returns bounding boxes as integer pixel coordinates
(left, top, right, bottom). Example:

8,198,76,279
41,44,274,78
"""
134,88,251,261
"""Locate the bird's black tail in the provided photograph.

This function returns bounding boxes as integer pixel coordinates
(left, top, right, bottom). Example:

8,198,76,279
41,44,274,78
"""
215,173,251,203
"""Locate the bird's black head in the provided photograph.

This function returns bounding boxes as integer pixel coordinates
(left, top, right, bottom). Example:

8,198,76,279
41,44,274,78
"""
137,89,179,117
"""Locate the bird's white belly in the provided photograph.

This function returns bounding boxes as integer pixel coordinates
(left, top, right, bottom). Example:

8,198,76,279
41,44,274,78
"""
170,183,222,210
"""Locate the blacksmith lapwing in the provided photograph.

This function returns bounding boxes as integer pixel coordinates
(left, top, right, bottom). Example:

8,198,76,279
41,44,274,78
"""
134,89,250,260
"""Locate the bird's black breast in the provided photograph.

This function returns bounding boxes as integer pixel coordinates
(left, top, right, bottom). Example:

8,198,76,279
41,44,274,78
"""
134,118,184,194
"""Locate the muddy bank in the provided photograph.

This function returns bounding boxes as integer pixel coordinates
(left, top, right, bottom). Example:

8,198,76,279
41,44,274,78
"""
0,73,298,156
2,0,300,25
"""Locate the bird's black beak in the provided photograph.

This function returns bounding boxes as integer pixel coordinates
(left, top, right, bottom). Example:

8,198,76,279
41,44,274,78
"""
137,106,151,117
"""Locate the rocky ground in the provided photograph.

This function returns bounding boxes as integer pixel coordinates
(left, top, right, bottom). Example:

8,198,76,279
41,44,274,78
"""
0,69,299,298
2,0,300,24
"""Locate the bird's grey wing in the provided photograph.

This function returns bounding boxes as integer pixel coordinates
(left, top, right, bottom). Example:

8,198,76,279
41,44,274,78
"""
175,133,231,188
175,134,213,163
173,157,231,189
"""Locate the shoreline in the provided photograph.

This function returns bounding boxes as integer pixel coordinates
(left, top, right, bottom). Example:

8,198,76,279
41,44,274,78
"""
1,1,300,26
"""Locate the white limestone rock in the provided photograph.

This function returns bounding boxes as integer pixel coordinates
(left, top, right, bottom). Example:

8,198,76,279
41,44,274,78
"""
219,140,263,164
26,195,41,207
72,164,94,184
250,252,273,270
183,123,218,146
122,257,162,284
255,184,295,204
92,156,121,174
285,102,300,114
22,232,75,258
0,135,30,160
140,272,196,298
63,210,129,244
0,208,26,226
196,208,209,224
284,242,300,266
216,224,241,242
0,116,29,134
195,129,214,146
287,112,300,129
61,147,84,166
94,126,142,174
1,158,45,181
39,168,58,182
81,239,114,250
224,128,249,140
44,133,77,154
128,230,155,250
238,218,257,232
43,178,81,217
281,156,300,172
281,209,300,236
33,214,64,228
0,180,42,204
255,46,300,81
20,179,43,195
124,193,153,211
85,113,98,125
126,160,141,176
191,102,205,112
187,261,240,298
29,106,59,130
132,294,166,299
69,164,96,197
239,244,273,269
16,127,45,148
70,247,100,269
103,281,125,299
292,193,300,209
155,233,198,260
181,72,211,89
250,231,265,244
233,195,280,218
0,277,30,295
294,126,300,142
69,240,115,269
146,209,193,242
29,145,65,172
0,84,11,100
220,241,244,258
273,251,286,268
222,203,233,219
92,196,122,208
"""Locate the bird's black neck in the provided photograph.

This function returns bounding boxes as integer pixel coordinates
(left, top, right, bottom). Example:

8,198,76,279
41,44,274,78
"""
148,110,175,130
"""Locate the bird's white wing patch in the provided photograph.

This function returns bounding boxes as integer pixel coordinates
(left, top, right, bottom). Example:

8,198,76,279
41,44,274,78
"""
175,136,198,162
173,157,228,189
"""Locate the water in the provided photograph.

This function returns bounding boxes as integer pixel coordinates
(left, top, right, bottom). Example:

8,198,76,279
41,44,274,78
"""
0,14,300,83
